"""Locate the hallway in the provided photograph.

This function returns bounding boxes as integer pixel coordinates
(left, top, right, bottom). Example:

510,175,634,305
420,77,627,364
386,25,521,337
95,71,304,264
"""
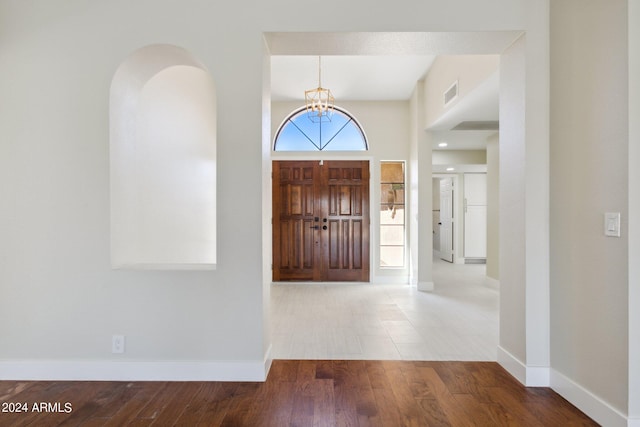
271,258,498,360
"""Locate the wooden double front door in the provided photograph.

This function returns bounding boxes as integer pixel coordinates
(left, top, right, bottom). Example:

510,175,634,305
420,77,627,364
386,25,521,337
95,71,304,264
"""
273,160,370,282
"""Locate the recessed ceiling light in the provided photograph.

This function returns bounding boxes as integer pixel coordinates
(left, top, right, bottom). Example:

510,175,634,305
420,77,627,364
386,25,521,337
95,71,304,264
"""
438,142,448,148
446,167,455,171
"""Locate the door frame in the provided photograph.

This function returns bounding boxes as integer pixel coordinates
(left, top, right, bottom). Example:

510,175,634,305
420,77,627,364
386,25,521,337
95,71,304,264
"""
271,155,374,283
433,173,463,264
439,176,455,263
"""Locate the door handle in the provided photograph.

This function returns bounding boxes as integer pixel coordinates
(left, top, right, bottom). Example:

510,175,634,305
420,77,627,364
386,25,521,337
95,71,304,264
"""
322,225,327,230
310,225,319,230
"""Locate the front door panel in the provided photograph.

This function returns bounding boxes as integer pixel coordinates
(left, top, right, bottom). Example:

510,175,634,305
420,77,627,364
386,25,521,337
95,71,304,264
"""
273,160,370,282
324,162,369,281
272,162,320,281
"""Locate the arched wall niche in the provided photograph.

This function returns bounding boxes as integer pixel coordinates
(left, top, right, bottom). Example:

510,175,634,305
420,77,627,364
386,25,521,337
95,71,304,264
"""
110,44,217,269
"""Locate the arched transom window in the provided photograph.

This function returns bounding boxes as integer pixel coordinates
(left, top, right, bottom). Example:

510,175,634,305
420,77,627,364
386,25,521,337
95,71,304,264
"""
274,106,368,151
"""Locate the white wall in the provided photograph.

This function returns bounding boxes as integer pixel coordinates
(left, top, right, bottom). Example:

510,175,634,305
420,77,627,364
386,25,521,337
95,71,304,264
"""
416,92,434,291
261,39,273,369
486,133,499,280
0,1,631,423
550,0,630,418
0,0,563,389
423,55,500,128
629,0,640,421
499,38,527,370
0,0,270,379
523,0,553,388
405,81,435,290
498,37,527,368
271,100,411,282
484,1,551,393
133,67,216,266
432,150,486,165
408,87,421,286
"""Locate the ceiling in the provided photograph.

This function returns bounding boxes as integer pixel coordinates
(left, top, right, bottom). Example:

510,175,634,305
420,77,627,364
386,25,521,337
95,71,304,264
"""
271,55,436,102
268,32,510,157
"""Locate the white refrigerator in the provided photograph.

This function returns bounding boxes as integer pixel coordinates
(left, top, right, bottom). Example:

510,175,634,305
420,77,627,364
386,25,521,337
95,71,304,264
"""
463,173,487,259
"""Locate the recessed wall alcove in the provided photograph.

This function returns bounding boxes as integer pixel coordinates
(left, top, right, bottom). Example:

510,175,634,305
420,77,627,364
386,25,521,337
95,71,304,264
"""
110,44,217,270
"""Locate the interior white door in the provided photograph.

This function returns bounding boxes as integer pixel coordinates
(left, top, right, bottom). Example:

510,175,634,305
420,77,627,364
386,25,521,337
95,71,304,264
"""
432,211,441,253
439,178,454,263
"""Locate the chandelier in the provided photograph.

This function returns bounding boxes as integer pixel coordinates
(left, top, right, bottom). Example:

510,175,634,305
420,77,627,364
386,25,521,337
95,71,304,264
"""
305,56,335,122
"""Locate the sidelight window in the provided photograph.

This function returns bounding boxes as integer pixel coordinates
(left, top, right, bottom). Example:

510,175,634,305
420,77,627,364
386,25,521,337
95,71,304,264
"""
380,161,405,268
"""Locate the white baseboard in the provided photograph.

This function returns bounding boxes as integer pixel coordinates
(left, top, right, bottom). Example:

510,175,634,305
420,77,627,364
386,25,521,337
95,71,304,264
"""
497,346,526,384
526,366,550,387
0,354,272,382
263,345,273,379
417,281,434,291
112,263,217,271
551,369,629,427
496,346,549,386
497,350,633,426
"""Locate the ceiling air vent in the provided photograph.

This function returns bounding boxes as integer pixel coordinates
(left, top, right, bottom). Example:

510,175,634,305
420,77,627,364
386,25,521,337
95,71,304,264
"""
444,81,458,106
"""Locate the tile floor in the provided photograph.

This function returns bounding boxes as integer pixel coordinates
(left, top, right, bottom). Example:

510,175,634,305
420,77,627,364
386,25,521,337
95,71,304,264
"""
270,257,499,361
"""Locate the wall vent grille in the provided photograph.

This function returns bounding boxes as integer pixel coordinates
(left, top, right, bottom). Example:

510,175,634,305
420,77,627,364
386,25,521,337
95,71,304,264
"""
444,81,458,106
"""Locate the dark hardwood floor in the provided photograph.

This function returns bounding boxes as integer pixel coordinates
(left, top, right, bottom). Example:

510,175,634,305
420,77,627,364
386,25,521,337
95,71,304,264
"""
0,360,598,426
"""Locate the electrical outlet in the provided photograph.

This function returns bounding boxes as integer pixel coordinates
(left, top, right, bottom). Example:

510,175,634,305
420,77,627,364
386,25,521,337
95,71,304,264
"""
112,335,125,354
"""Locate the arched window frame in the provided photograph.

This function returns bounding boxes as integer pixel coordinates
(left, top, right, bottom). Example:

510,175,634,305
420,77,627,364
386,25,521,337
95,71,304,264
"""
273,106,369,152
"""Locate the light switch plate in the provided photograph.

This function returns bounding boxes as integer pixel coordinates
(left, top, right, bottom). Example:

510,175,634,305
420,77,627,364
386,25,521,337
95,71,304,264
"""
112,335,125,354
604,212,621,237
